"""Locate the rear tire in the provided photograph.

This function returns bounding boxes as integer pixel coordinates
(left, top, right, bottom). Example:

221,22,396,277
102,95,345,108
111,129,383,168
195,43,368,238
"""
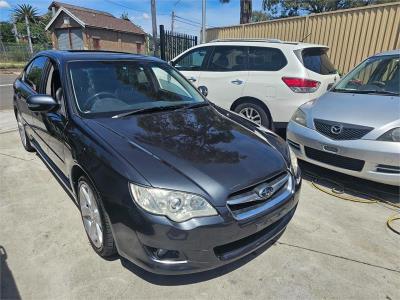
78,176,117,258
16,110,35,152
234,102,271,128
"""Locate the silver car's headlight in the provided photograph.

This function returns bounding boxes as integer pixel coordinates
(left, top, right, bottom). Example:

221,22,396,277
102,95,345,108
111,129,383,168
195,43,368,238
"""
288,146,299,175
377,128,400,142
129,183,218,222
291,108,307,127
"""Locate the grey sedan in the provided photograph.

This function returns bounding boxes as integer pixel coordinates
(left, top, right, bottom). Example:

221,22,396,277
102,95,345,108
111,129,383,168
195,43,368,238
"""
287,50,400,186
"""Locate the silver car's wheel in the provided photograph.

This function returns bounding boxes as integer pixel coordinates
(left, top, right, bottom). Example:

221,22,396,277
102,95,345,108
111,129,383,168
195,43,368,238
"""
17,112,27,148
239,107,262,125
79,182,103,249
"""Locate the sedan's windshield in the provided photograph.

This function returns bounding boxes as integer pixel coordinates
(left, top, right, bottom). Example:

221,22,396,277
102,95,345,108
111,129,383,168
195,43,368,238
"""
333,55,399,96
69,60,205,116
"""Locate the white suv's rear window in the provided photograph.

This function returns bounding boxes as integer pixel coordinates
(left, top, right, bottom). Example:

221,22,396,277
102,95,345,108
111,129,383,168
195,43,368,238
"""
299,48,336,75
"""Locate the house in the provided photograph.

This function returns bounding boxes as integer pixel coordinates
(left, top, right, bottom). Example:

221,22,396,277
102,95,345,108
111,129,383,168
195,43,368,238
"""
45,1,146,53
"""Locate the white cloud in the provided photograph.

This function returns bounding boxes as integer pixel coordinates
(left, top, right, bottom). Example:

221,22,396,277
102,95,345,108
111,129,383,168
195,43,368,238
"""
142,13,150,20
0,0,10,9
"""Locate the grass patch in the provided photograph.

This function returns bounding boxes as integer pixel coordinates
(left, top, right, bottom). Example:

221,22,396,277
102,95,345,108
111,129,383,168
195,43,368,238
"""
0,61,26,69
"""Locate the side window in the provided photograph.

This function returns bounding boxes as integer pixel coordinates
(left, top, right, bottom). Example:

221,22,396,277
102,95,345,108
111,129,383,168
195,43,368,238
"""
248,47,287,71
174,48,208,71
24,56,48,92
44,62,65,113
208,46,247,72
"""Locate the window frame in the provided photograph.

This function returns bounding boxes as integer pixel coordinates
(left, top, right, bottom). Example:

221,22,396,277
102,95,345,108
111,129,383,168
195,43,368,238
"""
247,46,287,72
173,46,212,71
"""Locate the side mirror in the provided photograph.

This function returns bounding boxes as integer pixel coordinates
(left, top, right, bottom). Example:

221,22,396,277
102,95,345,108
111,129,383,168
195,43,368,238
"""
198,86,208,97
27,95,59,112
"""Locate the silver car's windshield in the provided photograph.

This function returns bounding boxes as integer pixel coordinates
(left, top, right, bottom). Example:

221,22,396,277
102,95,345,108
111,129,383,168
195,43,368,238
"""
68,60,205,117
333,55,399,96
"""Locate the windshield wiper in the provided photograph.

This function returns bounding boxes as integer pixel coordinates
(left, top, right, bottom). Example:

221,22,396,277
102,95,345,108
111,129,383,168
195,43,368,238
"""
112,105,181,118
112,102,209,119
332,89,399,96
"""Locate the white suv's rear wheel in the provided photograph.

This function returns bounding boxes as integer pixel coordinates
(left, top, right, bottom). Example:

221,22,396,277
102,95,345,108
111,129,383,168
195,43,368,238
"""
235,103,271,128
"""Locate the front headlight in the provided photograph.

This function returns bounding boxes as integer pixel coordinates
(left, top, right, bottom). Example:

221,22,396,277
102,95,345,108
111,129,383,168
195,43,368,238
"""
377,128,400,142
129,183,218,222
291,108,307,127
288,146,299,175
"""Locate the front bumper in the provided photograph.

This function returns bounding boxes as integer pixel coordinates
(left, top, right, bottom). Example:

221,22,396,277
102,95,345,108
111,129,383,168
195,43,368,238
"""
108,177,301,275
287,121,400,186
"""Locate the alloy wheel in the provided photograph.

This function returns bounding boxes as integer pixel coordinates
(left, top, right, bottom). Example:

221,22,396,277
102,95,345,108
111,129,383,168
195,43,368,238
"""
239,107,262,125
79,182,103,248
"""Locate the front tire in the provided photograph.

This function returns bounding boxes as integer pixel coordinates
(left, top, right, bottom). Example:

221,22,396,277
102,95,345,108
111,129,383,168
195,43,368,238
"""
234,102,271,128
16,110,35,152
78,176,117,258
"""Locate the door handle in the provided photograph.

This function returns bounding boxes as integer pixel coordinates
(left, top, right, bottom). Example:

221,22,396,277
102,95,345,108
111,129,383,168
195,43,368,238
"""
187,77,197,82
231,79,243,85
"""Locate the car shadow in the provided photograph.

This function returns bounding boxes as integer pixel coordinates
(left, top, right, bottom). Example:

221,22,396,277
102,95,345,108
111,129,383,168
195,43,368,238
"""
299,160,400,205
0,246,21,300
120,231,284,285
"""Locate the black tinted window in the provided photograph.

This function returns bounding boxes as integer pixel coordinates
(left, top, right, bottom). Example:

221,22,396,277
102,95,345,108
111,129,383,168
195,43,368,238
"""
208,46,247,71
248,47,286,71
25,56,48,92
301,48,336,75
174,48,208,71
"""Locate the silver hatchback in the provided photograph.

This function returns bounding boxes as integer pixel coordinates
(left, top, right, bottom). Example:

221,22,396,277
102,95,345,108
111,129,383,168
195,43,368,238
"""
287,50,400,186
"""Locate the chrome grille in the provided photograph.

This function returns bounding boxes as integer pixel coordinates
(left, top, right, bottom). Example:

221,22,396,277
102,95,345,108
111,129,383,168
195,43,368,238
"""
226,172,293,221
314,119,373,140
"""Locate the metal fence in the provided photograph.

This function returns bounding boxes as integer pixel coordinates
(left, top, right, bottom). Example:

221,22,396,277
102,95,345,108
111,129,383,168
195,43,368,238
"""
0,42,50,62
205,2,400,74
159,25,198,62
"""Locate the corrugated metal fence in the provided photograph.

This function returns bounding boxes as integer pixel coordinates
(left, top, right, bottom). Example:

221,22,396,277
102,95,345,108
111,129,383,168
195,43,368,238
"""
206,2,400,74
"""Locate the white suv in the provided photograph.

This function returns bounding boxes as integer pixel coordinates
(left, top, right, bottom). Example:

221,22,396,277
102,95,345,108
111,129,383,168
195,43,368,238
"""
171,39,340,129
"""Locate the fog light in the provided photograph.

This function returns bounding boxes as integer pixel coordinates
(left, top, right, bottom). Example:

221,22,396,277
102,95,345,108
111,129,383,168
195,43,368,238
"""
147,246,180,260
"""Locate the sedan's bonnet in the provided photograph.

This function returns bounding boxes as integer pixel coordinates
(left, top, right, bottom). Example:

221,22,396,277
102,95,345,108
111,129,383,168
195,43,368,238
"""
86,106,288,206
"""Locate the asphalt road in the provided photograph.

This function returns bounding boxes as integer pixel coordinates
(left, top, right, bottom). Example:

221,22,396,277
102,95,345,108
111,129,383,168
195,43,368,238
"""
0,74,17,111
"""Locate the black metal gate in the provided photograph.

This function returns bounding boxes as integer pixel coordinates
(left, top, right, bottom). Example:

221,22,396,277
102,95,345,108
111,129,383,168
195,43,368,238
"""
159,25,198,62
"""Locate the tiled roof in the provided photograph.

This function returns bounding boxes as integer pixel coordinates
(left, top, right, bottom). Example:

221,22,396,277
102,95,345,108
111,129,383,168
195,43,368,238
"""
48,1,146,35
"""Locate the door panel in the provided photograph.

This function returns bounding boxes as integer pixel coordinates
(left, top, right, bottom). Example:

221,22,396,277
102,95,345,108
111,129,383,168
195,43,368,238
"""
56,29,69,50
35,62,67,174
197,46,248,109
70,29,84,50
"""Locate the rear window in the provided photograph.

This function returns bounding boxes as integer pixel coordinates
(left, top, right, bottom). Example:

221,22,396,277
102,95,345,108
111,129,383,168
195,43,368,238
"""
300,48,336,75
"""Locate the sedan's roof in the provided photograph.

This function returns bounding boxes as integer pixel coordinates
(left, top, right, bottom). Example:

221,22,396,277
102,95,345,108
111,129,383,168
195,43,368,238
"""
37,50,164,64
374,49,400,57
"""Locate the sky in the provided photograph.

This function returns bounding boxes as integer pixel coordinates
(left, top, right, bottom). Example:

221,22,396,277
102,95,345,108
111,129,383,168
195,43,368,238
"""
0,0,267,36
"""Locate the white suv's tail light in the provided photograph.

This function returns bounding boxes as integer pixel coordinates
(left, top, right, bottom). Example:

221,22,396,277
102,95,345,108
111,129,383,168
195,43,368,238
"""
282,77,320,93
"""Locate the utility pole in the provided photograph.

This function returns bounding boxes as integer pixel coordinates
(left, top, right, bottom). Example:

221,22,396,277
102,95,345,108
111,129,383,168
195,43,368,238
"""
171,11,175,33
151,0,158,56
201,0,206,43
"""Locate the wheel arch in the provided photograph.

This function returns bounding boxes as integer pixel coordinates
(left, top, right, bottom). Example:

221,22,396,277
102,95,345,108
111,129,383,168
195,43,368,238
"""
70,164,97,201
230,96,273,128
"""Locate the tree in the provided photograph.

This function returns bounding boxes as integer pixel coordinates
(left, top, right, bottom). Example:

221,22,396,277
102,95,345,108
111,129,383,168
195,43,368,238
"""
120,12,130,21
262,0,395,19
13,4,39,54
220,0,253,24
251,10,269,22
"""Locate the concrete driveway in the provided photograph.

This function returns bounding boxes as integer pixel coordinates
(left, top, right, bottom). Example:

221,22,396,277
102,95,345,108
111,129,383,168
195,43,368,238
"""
0,111,399,299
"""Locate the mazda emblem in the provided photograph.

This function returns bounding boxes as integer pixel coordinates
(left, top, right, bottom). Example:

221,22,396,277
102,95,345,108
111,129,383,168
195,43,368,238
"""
330,124,343,135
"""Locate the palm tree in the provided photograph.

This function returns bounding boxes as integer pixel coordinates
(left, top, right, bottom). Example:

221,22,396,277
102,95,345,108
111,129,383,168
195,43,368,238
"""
13,4,39,54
